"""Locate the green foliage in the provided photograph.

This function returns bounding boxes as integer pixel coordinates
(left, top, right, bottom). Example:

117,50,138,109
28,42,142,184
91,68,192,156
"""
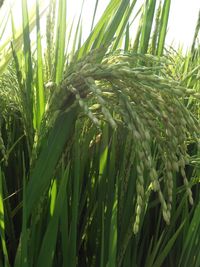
0,0,200,266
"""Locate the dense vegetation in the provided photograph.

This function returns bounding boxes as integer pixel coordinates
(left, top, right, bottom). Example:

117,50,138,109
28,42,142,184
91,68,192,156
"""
0,0,200,266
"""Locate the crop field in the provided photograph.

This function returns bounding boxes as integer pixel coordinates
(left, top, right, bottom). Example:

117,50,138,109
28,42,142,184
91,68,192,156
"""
0,0,200,266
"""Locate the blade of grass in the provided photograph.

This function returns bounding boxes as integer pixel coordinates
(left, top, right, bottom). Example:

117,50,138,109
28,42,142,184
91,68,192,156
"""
70,4,84,60
35,0,45,128
60,193,68,267
179,202,200,266
153,221,184,267
37,164,70,267
54,0,67,83
150,1,161,55
21,0,33,112
107,188,117,267
67,126,81,267
20,156,28,267
124,23,130,51
14,156,28,267
0,168,10,267
138,0,156,54
90,0,99,32
77,0,122,58
112,0,137,51
26,106,78,219
100,204,105,267
0,9,10,39
0,4,47,75
101,0,131,47
156,0,171,56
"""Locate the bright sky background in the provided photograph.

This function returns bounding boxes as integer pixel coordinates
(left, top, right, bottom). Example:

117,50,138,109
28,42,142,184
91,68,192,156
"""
1,0,200,52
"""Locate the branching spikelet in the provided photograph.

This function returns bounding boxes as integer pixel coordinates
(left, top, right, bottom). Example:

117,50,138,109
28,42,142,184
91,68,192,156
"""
180,164,194,205
134,155,145,234
45,50,199,232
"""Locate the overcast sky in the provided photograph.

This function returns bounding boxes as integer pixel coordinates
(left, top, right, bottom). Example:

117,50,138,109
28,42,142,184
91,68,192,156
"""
1,0,200,51
167,0,200,49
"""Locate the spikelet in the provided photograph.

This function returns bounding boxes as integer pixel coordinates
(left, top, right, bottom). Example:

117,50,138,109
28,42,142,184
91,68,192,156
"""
45,50,199,232
134,158,145,234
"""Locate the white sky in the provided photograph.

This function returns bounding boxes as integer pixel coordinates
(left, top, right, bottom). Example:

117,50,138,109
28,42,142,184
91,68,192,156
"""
167,0,200,50
1,0,200,52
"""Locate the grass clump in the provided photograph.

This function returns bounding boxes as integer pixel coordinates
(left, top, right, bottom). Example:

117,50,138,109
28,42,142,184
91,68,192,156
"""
0,0,200,266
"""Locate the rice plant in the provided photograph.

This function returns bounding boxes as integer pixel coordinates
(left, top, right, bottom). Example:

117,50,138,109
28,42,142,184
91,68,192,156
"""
0,0,200,266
